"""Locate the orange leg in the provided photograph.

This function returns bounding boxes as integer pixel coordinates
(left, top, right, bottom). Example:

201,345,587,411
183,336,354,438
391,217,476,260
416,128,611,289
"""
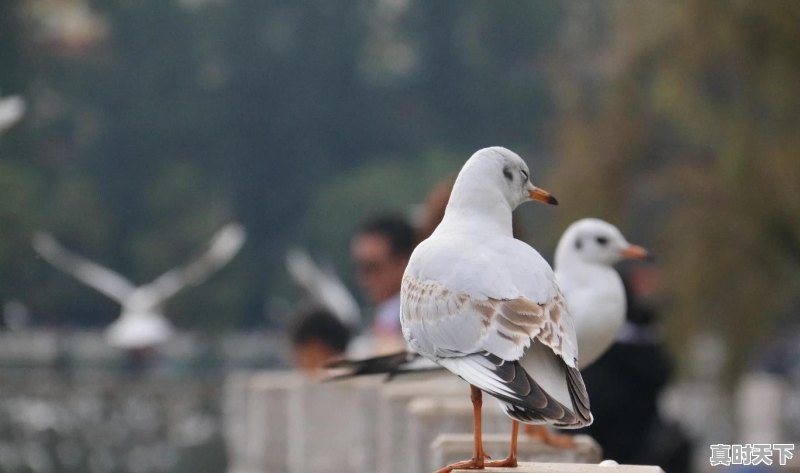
523,424,576,449
433,385,488,473
485,420,519,468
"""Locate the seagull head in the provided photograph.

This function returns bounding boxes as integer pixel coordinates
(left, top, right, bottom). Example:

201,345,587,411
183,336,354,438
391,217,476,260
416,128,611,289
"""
452,147,558,212
556,218,651,267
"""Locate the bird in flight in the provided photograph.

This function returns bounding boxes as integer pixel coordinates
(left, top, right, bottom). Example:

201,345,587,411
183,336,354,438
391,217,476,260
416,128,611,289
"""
33,222,246,350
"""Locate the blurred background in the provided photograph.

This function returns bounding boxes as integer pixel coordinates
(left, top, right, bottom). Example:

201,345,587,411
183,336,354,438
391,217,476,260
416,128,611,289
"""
1,0,799,472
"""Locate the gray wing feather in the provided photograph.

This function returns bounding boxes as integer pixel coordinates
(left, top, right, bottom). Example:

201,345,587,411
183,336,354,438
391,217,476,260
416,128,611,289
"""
33,232,134,302
141,222,246,304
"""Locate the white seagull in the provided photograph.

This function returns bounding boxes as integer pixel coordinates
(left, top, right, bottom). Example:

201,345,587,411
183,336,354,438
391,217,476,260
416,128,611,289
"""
400,147,592,472
555,218,650,369
33,223,246,349
523,218,650,446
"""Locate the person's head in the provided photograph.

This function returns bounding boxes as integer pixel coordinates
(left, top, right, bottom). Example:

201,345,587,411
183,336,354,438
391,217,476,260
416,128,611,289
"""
288,309,351,373
351,215,415,305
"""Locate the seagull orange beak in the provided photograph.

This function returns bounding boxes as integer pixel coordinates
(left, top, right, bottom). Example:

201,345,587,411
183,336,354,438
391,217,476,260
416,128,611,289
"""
620,244,652,261
529,187,559,205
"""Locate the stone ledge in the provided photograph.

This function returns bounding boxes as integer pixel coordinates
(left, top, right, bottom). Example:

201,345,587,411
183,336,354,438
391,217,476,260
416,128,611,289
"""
432,433,602,467
452,461,665,473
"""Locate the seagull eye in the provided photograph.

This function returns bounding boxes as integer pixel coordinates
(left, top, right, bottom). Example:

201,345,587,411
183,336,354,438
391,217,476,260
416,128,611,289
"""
595,236,609,246
520,170,529,182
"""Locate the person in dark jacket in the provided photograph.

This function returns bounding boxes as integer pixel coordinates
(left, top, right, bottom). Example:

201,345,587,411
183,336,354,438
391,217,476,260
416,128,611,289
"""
579,266,693,473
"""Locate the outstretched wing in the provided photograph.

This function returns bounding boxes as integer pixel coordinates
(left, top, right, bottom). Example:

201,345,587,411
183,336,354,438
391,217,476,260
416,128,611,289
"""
140,222,246,304
33,232,134,303
286,248,361,328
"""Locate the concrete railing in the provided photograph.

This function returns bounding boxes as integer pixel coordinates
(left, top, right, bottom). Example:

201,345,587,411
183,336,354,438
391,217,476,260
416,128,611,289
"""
223,371,612,473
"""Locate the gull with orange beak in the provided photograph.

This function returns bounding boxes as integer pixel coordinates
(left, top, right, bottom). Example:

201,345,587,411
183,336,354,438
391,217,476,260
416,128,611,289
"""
401,147,591,472
521,218,652,448
554,218,652,370
529,186,559,205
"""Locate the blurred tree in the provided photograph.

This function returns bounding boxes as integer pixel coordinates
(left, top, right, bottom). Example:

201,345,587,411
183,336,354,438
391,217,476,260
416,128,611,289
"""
0,0,25,93
0,161,42,305
2,0,568,331
548,0,800,379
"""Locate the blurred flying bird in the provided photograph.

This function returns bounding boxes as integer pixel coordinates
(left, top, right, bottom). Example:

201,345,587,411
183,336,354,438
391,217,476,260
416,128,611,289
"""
33,223,246,349
285,248,361,329
399,147,591,472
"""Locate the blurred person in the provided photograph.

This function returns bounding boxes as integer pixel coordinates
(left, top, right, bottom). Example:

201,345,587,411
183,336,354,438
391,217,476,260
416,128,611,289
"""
350,214,415,349
578,266,692,473
288,308,352,376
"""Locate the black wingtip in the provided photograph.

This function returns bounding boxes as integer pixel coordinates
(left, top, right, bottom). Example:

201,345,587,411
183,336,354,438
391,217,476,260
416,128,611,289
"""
322,350,416,382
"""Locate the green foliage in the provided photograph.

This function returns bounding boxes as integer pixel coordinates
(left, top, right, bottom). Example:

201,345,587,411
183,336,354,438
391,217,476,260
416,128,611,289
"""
0,161,43,300
2,0,564,329
547,0,800,379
